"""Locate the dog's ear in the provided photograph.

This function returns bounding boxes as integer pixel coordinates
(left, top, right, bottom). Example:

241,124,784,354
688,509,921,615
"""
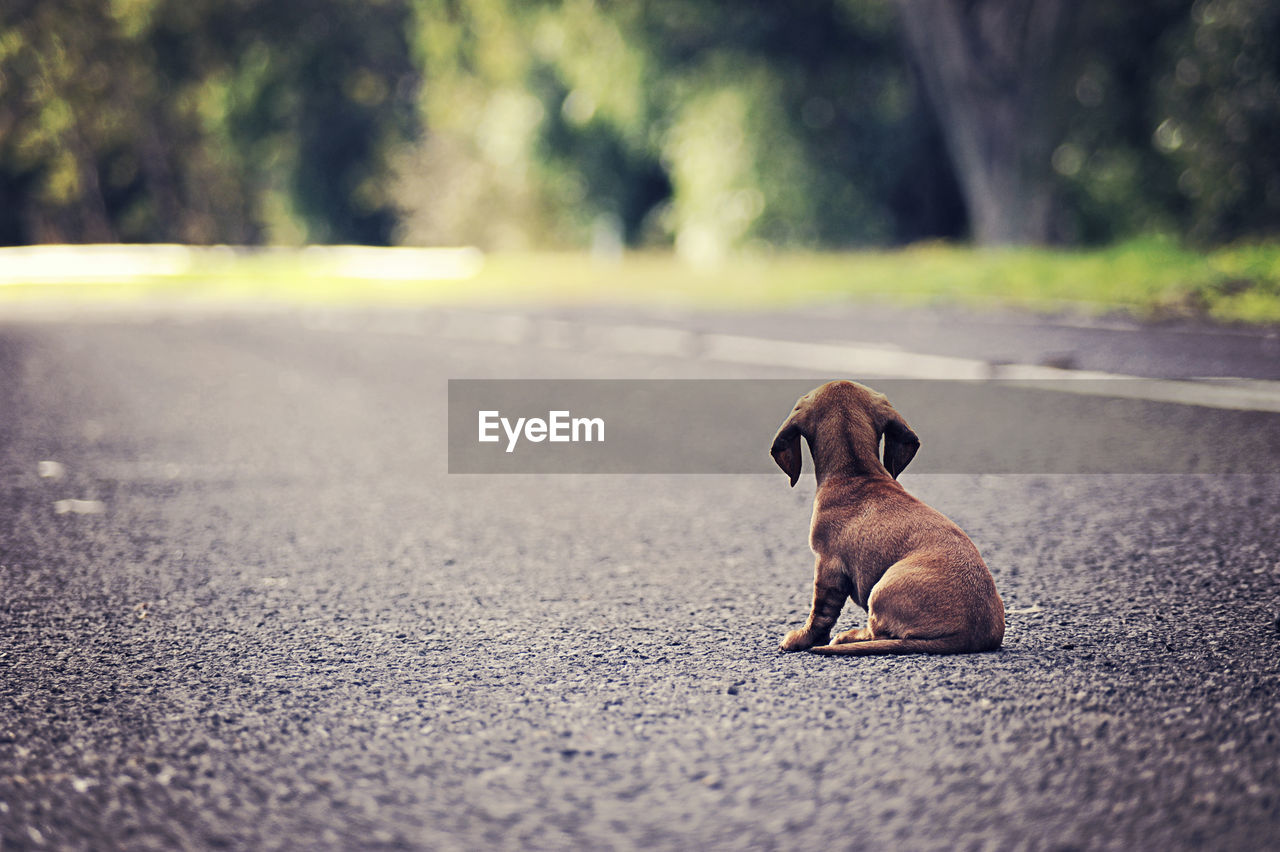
771,417,804,487
881,412,920,479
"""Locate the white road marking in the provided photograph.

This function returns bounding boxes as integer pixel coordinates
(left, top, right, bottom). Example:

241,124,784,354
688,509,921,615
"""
436,314,1280,414
702,333,991,380
37,460,66,479
53,499,106,515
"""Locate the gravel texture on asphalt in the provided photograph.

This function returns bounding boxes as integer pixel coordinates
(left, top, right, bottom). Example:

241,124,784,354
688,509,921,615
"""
1,310,1278,851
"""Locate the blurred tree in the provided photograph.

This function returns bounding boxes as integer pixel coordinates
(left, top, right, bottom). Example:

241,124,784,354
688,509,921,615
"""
1,0,143,242
0,0,418,245
629,0,966,254
396,0,1280,251
235,0,419,244
395,0,556,248
1047,2,1190,243
1148,0,1280,244
399,0,964,256
1,0,1277,250
894,0,1074,245
1050,0,1280,246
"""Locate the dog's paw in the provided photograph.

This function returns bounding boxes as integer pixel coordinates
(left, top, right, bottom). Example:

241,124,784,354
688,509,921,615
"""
779,629,815,653
833,627,872,644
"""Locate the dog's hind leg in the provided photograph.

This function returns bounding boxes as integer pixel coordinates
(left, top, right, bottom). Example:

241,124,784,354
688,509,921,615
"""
831,626,874,644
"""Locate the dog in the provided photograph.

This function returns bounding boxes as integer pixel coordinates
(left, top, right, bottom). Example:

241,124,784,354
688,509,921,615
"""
771,380,1004,656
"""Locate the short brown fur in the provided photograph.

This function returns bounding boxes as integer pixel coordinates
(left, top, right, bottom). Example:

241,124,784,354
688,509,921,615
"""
771,381,1004,656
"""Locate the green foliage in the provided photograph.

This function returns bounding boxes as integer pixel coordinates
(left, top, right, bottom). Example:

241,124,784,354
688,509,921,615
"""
1053,0,1280,246
1158,0,1280,243
6,243,1280,324
397,0,962,257
0,0,418,245
1,0,1277,254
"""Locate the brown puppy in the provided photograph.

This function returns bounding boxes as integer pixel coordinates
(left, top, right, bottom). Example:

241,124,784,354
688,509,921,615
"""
772,380,1004,656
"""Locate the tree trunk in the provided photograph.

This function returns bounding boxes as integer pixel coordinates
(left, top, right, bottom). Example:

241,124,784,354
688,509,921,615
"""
895,0,1071,246
70,127,117,243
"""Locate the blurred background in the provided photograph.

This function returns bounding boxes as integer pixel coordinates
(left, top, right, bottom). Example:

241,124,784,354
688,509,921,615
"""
4,5,1280,849
1,0,1279,317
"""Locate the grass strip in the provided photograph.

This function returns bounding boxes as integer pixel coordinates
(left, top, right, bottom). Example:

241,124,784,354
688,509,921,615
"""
2,238,1277,324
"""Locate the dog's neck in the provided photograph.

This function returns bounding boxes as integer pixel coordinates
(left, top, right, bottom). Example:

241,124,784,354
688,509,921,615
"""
809,422,888,486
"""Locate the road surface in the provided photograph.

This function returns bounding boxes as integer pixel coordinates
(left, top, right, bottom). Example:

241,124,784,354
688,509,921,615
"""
1,303,1278,850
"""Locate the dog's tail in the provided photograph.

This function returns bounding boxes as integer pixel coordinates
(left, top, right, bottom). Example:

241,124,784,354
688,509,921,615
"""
808,637,990,656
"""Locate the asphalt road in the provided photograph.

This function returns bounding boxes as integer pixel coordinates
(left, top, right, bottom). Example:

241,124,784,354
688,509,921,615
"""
2,304,1278,850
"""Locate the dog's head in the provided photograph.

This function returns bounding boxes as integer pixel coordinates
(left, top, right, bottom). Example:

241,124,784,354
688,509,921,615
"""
770,380,920,486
